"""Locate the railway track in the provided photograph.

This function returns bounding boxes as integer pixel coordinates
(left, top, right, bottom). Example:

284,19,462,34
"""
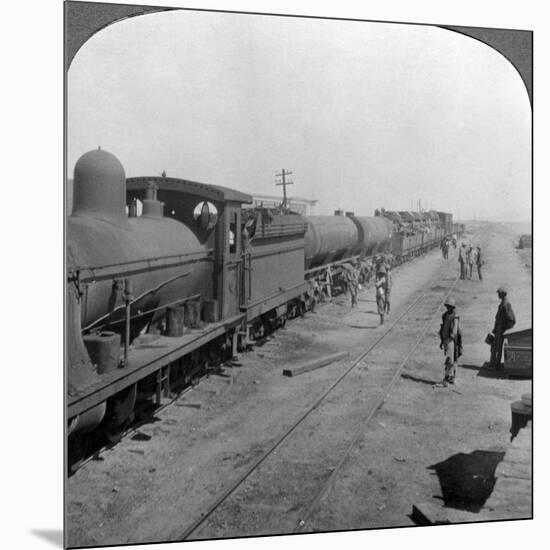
178,264,461,540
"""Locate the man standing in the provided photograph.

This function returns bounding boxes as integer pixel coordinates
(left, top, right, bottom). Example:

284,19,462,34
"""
375,267,386,325
442,239,450,259
476,245,483,281
374,254,385,274
324,265,333,300
346,263,359,308
468,245,477,280
384,264,392,316
458,242,467,280
439,297,461,385
490,287,516,369
359,258,371,285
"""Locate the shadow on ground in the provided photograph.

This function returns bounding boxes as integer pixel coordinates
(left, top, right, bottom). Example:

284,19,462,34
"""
428,450,505,512
461,363,530,380
401,373,439,386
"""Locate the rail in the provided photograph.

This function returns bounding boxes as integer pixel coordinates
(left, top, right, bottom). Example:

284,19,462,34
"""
294,275,460,531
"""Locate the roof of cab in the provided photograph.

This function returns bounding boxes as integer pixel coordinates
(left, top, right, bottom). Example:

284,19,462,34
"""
127,176,253,204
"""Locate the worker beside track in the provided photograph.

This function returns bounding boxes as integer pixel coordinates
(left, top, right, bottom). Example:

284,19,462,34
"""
468,245,477,280
361,259,374,285
324,265,333,300
475,245,483,281
346,262,359,308
458,242,468,280
384,263,392,316
490,287,516,369
439,297,462,385
375,267,386,325
440,238,449,259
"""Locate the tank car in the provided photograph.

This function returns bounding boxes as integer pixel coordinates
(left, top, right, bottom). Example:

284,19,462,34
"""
304,215,359,269
351,215,393,257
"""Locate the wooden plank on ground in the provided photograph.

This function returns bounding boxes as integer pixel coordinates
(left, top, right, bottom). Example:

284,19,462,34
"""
283,351,350,377
411,502,450,525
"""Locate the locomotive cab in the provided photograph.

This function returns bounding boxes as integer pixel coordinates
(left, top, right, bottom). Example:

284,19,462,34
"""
127,176,252,320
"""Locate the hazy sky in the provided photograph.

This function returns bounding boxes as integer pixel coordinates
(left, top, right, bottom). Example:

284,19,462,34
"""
68,10,531,220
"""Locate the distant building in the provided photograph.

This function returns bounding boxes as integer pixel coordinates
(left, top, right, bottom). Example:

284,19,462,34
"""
248,194,318,215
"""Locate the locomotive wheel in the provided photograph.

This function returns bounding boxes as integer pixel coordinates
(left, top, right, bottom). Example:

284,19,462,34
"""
103,384,137,444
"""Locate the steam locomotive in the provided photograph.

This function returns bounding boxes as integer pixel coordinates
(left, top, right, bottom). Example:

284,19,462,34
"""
67,148,462,463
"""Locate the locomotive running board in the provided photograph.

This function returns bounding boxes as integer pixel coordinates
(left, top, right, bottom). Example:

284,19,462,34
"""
67,313,245,419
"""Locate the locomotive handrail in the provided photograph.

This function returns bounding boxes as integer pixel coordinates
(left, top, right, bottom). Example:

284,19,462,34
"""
69,249,214,282
83,271,191,332
88,293,202,333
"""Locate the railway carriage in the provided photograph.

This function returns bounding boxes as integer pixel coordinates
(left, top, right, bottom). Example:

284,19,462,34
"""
67,148,462,467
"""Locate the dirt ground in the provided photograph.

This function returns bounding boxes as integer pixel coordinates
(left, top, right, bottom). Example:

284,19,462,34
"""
66,221,532,548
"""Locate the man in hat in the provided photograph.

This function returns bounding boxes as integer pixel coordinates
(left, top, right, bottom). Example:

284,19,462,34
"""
440,238,449,259
439,297,461,385
384,262,392,316
475,245,483,281
346,262,359,308
490,287,516,368
468,245,478,280
374,254,385,274
323,264,333,300
375,267,386,325
458,242,468,280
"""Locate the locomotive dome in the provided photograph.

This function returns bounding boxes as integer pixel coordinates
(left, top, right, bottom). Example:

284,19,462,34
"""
72,148,128,224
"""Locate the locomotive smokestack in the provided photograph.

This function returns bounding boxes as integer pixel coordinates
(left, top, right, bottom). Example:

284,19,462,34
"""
71,149,129,227
142,180,163,218
145,181,158,201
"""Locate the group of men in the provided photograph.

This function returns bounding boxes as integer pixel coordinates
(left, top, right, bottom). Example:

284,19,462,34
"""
342,254,392,325
439,234,457,259
336,242,515,387
438,286,516,386
458,242,484,280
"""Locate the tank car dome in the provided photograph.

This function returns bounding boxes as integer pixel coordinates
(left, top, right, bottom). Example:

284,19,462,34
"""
71,148,128,225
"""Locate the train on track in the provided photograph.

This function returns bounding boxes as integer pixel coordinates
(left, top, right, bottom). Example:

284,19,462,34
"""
67,149,463,466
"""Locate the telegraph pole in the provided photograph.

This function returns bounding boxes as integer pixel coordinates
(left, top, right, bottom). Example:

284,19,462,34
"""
276,169,293,210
